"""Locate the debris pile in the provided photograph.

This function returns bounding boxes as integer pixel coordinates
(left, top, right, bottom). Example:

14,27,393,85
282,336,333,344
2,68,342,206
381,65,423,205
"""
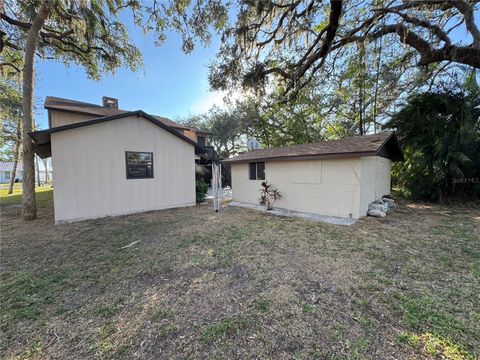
367,197,395,217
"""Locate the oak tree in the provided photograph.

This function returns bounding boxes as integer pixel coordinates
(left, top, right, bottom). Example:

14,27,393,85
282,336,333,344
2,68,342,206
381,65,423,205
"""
210,0,480,97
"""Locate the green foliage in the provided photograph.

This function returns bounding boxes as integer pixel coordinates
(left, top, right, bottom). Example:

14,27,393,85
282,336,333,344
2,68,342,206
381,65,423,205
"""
206,105,251,158
3,0,141,80
0,48,23,78
195,179,208,203
178,104,251,159
386,78,480,201
180,89,361,162
210,0,478,98
177,114,206,130
391,148,435,200
2,0,228,80
0,75,22,160
247,90,358,147
207,1,480,142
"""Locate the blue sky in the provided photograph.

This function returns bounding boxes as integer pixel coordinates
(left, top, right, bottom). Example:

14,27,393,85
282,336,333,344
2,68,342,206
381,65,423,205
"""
35,20,225,130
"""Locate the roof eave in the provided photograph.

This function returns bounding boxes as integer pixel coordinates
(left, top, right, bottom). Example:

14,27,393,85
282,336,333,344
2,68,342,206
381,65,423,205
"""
222,151,378,164
44,105,105,117
375,132,404,162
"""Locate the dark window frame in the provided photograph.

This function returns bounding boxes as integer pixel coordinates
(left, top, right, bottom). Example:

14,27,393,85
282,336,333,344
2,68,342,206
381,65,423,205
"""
249,162,265,180
125,151,154,179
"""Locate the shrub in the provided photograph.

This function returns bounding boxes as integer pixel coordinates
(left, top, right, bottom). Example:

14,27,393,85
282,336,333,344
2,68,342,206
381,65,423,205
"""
196,179,208,203
385,81,480,202
259,181,281,210
391,148,440,200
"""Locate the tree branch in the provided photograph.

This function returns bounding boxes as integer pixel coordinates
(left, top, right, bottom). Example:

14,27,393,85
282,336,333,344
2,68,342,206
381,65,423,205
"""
289,0,343,90
447,0,480,48
0,12,31,29
1,62,21,73
381,8,451,46
396,23,480,67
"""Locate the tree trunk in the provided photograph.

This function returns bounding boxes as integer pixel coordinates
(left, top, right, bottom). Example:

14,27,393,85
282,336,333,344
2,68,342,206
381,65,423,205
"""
357,42,365,135
372,34,383,134
43,158,50,183
35,155,41,186
22,0,54,220
8,133,20,195
358,87,364,135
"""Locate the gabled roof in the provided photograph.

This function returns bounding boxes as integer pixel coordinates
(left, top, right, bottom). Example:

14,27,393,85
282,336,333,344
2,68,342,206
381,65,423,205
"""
0,161,23,172
223,132,404,163
44,96,190,131
29,111,206,159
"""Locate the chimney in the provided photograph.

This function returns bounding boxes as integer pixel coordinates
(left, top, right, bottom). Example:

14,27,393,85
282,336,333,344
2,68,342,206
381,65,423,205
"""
102,96,118,109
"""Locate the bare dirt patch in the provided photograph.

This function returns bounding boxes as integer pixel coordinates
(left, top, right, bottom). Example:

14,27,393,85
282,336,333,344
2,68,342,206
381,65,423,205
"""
1,190,479,359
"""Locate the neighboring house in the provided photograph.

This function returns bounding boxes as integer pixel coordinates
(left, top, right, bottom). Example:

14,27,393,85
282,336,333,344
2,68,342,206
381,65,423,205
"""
29,105,205,223
223,132,403,219
36,165,53,184
0,162,23,183
0,161,52,185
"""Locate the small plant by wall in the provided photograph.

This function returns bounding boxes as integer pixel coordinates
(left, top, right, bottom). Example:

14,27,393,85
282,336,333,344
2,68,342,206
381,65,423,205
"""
259,181,282,210
196,179,208,203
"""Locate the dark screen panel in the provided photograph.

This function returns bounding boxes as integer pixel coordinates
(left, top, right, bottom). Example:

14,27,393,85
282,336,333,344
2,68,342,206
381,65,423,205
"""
249,162,257,180
257,162,265,180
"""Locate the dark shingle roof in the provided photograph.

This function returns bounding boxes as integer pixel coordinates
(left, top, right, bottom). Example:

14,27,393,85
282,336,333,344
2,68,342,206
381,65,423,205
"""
223,132,403,163
44,96,190,130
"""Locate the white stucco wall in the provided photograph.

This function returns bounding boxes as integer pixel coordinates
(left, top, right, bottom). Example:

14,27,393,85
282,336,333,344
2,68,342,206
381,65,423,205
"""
231,156,392,219
374,156,392,198
231,158,363,218
359,156,392,216
51,115,195,223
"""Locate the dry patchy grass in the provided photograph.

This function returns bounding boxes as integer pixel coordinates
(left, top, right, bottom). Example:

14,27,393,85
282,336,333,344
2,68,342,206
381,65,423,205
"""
1,189,479,359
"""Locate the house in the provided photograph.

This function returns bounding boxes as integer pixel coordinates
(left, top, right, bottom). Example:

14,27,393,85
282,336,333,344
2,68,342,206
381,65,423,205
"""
0,161,52,185
41,96,228,185
0,162,23,184
223,132,403,219
29,98,207,223
43,96,210,145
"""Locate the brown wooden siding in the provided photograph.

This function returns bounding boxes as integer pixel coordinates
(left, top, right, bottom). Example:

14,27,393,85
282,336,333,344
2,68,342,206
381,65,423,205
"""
50,110,97,128
182,129,196,141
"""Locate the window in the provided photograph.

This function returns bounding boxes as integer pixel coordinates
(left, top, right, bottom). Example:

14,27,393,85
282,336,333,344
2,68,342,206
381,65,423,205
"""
197,136,206,147
125,151,153,179
4,171,10,180
257,162,265,180
249,162,265,180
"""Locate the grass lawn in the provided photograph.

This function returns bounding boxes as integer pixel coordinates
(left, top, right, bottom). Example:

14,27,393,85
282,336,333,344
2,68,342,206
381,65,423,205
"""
0,184,51,203
1,189,479,359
